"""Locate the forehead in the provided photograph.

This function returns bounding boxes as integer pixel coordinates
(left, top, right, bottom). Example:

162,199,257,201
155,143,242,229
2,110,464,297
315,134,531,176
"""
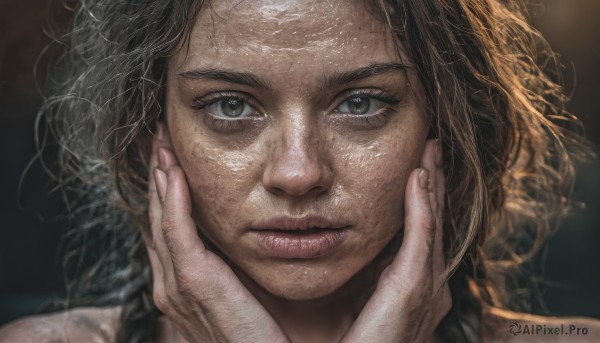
170,0,402,76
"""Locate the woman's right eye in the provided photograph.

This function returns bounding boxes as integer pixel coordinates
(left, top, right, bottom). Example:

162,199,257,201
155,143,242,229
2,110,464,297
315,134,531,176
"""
208,97,255,118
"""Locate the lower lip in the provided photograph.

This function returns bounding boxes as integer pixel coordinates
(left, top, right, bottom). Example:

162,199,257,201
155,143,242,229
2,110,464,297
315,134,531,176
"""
252,229,349,259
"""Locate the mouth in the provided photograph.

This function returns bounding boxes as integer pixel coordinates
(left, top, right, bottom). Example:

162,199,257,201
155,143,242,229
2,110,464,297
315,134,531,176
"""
249,216,350,259
273,227,324,234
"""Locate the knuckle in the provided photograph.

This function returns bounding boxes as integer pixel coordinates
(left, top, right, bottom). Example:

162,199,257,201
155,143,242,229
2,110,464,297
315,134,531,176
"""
422,217,437,245
165,288,179,308
160,219,177,247
161,217,175,234
152,288,169,312
174,270,194,294
424,214,436,233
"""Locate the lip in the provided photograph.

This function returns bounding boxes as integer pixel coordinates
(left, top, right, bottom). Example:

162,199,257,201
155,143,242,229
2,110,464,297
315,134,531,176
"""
249,216,350,258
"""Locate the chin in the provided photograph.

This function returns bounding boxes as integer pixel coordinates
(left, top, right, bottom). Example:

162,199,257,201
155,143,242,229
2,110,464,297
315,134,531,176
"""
262,279,341,301
239,260,363,302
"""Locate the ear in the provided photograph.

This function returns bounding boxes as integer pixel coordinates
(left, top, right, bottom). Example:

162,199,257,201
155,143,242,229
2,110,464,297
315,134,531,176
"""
419,138,438,167
155,120,175,150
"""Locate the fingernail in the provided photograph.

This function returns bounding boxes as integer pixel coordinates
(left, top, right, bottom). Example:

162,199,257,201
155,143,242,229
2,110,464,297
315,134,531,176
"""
154,168,167,201
418,169,428,189
158,147,168,170
435,139,443,167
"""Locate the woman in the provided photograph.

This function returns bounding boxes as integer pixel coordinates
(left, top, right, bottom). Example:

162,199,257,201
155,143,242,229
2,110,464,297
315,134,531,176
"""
1,0,598,341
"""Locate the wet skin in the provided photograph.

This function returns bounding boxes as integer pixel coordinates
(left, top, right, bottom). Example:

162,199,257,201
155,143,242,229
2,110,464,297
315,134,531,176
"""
165,0,429,303
3,1,600,342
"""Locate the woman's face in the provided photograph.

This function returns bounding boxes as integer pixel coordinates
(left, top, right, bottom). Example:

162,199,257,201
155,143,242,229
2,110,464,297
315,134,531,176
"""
165,0,429,300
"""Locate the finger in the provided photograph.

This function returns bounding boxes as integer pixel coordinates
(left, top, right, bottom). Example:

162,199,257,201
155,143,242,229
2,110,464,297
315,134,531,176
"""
151,122,192,286
161,154,207,271
373,166,436,298
155,121,178,170
142,123,162,246
147,169,166,276
393,167,436,276
144,126,173,301
147,127,175,281
420,139,447,288
420,139,439,214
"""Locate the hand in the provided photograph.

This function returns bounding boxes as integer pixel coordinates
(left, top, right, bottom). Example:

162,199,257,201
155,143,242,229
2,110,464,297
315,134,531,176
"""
141,122,290,343
341,139,452,343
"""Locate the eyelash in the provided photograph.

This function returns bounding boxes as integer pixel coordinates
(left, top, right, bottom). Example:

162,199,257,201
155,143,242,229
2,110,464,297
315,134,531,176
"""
333,89,399,128
192,91,252,110
192,91,257,133
191,89,400,132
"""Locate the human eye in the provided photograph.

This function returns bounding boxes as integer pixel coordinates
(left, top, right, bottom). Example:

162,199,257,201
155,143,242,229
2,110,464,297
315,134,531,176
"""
193,92,256,118
335,89,399,115
333,89,400,128
192,92,261,133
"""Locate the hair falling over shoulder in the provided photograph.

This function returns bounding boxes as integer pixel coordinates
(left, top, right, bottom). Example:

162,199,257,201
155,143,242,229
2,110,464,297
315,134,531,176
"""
38,0,591,341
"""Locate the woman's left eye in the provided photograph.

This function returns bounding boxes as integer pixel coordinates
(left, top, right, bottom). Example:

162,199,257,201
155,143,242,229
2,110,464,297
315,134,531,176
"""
336,96,382,115
209,97,255,118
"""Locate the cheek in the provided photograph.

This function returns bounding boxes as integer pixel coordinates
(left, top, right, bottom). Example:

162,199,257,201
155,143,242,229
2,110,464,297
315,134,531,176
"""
171,128,259,237
335,126,426,247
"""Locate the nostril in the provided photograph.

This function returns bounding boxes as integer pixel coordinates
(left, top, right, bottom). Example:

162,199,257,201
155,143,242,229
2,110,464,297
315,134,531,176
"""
262,127,334,197
262,156,333,197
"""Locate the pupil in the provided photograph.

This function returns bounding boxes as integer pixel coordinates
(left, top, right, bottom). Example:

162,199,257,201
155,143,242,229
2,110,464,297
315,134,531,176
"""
348,97,369,114
221,99,244,117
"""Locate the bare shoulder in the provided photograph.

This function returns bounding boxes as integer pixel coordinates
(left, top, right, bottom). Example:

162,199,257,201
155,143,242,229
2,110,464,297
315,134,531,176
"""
0,307,120,343
483,306,600,343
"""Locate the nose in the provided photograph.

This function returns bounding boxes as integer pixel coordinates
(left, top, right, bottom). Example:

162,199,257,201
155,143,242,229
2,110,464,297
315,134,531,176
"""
262,119,333,197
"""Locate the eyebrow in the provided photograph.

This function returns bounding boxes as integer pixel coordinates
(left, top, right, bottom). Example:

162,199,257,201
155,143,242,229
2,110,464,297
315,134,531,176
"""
322,63,410,89
178,68,272,89
178,63,410,90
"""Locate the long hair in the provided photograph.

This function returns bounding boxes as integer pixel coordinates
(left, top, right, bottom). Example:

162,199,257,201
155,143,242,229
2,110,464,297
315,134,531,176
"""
39,0,589,341
374,0,590,339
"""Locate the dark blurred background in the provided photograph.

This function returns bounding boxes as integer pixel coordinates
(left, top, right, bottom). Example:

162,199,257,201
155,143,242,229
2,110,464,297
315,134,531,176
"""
0,0,599,325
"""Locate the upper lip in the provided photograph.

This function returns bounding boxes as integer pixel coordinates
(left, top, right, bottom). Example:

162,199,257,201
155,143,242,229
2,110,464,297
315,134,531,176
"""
250,215,348,231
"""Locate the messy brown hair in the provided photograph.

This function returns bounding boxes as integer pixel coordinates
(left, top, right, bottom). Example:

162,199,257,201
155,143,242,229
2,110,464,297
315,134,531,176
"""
374,0,590,339
40,0,589,341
